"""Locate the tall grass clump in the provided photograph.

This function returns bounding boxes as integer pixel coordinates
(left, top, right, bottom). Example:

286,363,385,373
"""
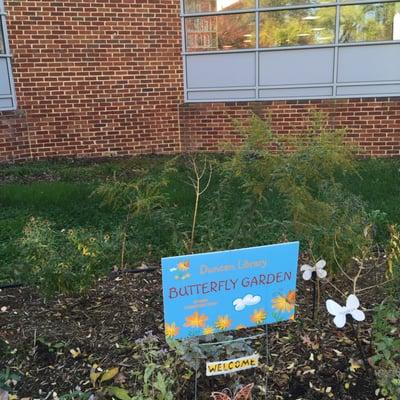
218,113,370,271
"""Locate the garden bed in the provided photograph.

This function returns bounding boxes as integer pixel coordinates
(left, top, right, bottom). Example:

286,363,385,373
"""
0,264,385,400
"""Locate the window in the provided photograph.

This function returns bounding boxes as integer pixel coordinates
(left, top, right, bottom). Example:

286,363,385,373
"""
340,2,400,42
259,7,336,47
0,0,16,111
185,13,256,51
182,0,400,101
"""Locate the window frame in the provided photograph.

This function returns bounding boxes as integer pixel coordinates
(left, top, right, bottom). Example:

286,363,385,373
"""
0,0,17,111
180,0,400,102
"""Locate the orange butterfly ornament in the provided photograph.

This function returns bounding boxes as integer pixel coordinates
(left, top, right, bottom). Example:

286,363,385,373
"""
211,383,254,400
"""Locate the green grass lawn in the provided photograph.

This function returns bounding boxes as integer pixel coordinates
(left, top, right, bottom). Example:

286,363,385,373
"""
0,156,399,284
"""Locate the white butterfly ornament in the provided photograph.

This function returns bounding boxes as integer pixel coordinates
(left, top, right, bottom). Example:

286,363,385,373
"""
300,259,327,281
326,294,365,328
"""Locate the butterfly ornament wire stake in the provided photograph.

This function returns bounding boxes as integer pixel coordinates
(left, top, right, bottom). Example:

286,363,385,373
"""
301,259,327,321
326,294,374,377
211,383,255,400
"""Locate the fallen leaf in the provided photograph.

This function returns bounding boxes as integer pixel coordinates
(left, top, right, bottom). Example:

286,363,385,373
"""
105,386,131,400
90,364,101,387
100,367,119,383
69,348,81,358
349,358,362,372
287,362,295,370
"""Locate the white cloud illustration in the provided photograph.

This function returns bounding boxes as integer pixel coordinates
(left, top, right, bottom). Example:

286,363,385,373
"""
233,294,261,311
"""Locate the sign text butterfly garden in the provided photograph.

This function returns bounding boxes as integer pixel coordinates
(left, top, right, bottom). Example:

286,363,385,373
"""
161,242,299,340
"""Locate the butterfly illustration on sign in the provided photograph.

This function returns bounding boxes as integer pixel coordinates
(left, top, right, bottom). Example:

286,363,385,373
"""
169,260,191,280
211,383,254,400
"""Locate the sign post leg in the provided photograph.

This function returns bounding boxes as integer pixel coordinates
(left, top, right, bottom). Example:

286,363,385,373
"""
194,358,199,400
264,324,270,400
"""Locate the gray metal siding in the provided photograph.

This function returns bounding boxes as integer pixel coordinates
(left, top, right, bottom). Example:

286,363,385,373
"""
0,0,17,111
259,48,335,86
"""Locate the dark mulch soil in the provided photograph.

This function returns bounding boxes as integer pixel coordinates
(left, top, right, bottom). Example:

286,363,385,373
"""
0,266,384,400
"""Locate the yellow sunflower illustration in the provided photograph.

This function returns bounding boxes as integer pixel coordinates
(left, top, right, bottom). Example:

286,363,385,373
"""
203,326,214,335
215,315,232,330
177,261,190,271
250,308,267,324
184,311,208,328
165,322,180,338
272,291,296,313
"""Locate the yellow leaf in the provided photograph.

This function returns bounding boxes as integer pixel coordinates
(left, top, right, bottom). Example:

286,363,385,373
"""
90,364,101,386
69,348,81,358
100,367,119,383
287,362,295,370
349,358,362,372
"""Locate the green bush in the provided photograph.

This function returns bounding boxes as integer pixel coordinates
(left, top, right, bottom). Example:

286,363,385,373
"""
371,225,400,400
219,113,370,270
372,300,400,400
17,217,118,296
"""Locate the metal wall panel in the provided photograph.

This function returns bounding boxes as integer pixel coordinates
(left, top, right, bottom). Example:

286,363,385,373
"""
186,52,256,89
0,58,11,95
259,48,335,86
260,86,332,98
187,89,256,101
337,84,400,96
337,44,400,83
0,0,17,110
0,97,13,109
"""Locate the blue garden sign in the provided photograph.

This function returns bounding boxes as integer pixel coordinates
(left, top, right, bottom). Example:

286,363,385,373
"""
162,241,299,340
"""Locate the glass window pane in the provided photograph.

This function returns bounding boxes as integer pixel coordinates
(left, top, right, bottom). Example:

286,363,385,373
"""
185,13,256,51
340,2,400,43
260,7,336,48
0,20,5,54
260,0,332,8
184,0,255,14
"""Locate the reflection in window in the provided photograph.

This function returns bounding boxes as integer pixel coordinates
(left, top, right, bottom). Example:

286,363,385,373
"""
260,7,336,47
260,0,332,8
340,2,400,43
0,20,5,54
184,0,255,13
185,13,256,51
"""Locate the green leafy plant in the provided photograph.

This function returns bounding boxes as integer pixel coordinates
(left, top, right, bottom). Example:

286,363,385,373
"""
169,332,254,376
18,217,118,296
0,368,20,394
129,332,191,400
92,160,176,269
371,225,400,400
89,365,133,400
219,113,369,271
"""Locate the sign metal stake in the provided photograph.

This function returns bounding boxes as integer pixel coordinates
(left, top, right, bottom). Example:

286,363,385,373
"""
194,366,198,400
191,329,271,400
264,324,270,400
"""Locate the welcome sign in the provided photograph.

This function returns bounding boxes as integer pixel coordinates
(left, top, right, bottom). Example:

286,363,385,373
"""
206,354,260,376
162,242,299,340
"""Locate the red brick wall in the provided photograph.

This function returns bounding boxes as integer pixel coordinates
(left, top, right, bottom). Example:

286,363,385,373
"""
0,1,399,162
179,98,400,157
0,0,183,162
